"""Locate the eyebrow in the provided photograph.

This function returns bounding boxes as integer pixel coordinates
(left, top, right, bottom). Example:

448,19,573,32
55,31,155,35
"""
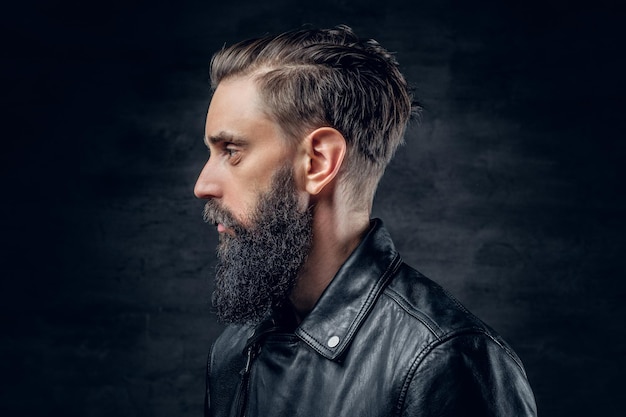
204,132,249,147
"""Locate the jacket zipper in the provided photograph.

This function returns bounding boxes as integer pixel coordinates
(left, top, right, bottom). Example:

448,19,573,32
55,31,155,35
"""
234,317,281,417
235,343,260,417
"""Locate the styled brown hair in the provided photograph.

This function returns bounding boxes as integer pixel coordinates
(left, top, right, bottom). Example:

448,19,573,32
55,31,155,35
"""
210,25,417,204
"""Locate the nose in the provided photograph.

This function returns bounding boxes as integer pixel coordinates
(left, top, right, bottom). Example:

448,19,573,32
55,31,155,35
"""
194,159,222,199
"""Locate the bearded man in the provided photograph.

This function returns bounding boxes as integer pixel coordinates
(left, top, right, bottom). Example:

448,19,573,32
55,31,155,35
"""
194,25,537,417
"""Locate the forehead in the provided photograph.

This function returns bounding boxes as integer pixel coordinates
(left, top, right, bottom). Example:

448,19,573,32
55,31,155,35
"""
205,77,280,143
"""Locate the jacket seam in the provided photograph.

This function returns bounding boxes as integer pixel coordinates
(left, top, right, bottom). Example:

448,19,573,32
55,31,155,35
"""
383,287,444,339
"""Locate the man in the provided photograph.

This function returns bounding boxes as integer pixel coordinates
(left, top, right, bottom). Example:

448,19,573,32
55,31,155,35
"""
194,25,537,417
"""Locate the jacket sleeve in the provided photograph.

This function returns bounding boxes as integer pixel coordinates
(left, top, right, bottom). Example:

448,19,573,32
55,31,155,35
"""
399,331,537,417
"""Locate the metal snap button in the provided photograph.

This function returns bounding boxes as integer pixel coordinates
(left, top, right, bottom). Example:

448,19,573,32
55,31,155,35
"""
327,335,340,348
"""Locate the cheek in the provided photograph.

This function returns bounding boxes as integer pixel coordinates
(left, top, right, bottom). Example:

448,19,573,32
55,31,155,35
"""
229,188,263,227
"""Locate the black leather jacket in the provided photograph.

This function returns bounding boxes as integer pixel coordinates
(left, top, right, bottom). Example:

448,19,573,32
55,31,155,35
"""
205,220,537,417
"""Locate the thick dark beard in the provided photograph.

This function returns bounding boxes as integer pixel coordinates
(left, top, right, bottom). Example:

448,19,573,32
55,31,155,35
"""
202,167,313,324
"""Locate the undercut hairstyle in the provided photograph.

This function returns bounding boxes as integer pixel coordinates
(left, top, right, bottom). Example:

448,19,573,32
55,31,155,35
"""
210,25,418,205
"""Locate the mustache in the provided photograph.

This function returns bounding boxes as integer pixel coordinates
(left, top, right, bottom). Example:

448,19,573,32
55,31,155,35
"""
202,200,240,230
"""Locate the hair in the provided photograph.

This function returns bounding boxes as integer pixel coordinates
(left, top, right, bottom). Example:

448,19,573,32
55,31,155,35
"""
209,25,419,206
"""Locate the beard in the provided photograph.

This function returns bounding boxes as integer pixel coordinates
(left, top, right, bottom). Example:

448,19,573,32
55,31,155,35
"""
202,166,313,324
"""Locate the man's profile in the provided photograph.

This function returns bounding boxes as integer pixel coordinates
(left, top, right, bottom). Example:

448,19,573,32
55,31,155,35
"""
194,25,537,417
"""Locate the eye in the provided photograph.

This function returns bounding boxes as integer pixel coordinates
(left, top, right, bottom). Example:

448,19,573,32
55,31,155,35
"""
224,143,242,163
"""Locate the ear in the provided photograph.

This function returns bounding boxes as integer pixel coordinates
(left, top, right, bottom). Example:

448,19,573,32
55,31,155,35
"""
302,127,347,196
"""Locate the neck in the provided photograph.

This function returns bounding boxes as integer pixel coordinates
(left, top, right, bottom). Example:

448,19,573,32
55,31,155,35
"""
289,202,370,322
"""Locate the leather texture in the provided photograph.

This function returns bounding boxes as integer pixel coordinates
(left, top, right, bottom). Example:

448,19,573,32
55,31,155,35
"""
205,219,537,417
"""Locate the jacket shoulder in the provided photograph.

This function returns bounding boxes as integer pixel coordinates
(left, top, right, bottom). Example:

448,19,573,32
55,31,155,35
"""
383,263,522,364
382,264,536,415
384,263,481,334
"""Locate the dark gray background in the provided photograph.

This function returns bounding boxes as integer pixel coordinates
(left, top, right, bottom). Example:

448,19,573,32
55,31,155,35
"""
2,0,624,416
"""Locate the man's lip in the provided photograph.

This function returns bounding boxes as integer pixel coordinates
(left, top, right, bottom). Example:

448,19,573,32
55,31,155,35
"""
217,223,236,236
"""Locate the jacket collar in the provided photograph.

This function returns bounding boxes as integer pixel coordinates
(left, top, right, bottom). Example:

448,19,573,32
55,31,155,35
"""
293,219,402,361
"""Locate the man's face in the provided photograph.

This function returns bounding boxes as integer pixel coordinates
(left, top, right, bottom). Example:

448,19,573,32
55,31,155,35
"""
194,76,301,227
195,77,313,324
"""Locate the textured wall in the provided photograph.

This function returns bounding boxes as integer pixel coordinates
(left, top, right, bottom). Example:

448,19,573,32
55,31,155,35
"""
2,0,624,416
